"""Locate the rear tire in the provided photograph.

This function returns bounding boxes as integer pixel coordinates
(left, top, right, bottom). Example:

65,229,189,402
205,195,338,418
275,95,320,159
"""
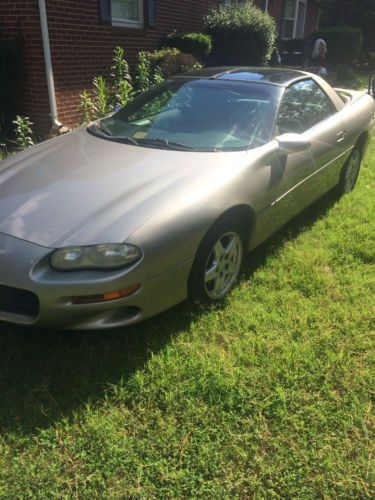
337,147,362,195
188,217,246,303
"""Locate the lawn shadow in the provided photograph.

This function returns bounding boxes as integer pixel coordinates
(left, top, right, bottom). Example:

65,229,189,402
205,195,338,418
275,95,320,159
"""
0,188,340,436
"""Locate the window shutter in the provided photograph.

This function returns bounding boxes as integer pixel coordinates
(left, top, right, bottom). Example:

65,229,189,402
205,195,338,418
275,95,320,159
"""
99,0,111,22
148,0,156,27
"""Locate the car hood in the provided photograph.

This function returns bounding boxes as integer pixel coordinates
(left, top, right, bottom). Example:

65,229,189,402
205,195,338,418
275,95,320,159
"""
0,129,248,248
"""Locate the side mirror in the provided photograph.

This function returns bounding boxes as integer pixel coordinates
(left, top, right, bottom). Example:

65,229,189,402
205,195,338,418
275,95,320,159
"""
368,72,375,99
276,133,311,154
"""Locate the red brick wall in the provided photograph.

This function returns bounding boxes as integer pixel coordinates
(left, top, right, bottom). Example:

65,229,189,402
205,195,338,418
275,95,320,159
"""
1,0,320,131
47,0,220,128
1,0,219,131
0,0,51,132
304,0,320,38
268,0,284,34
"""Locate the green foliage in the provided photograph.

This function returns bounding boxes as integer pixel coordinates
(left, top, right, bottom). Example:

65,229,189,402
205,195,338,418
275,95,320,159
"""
13,115,34,150
79,47,134,123
115,79,133,107
152,65,165,86
147,48,200,79
0,142,8,160
135,51,152,93
134,48,201,93
79,90,94,125
205,2,277,66
111,46,133,107
311,26,363,66
92,76,110,118
111,46,131,88
162,31,212,59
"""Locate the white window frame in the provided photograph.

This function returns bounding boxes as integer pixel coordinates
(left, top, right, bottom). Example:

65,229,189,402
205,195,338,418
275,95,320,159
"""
282,0,307,39
111,0,144,29
261,0,269,12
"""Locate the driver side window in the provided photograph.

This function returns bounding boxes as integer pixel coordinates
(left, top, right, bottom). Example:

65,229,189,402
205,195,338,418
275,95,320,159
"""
276,79,334,134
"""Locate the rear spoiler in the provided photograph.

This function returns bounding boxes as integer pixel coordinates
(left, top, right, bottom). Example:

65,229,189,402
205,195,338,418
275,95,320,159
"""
369,71,375,98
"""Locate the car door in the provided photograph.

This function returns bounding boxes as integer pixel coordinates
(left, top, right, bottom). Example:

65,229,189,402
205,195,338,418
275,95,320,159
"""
272,78,347,224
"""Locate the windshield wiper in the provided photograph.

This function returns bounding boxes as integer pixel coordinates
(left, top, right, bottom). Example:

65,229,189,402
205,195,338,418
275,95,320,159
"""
93,121,113,136
88,125,139,146
136,137,194,151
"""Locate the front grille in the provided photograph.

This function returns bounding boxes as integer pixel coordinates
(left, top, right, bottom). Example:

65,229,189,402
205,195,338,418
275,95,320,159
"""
0,285,39,318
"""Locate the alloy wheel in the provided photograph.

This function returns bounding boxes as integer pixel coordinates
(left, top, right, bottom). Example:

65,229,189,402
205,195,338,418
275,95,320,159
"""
344,149,361,192
204,231,243,300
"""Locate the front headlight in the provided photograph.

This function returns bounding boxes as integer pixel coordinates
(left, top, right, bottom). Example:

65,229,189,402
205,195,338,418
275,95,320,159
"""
50,243,142,271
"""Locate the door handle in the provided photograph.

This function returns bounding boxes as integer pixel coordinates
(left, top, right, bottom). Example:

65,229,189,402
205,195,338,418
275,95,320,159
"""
336,131,346,143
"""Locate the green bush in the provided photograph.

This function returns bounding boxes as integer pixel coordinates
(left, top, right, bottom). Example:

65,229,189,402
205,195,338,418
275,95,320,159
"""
205,2,276,66
162,31,212,59
134,48,201,93
310,27,363,66
146,48,200,78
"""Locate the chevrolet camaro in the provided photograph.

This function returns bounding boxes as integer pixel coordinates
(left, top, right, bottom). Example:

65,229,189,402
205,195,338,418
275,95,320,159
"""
1,67,374,329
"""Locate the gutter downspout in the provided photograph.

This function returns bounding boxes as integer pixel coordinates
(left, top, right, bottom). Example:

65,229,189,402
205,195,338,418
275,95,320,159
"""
38,0,62,129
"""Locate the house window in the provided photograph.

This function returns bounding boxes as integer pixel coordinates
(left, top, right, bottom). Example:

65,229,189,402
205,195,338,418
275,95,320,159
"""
282,0,307,39
112,0,143,28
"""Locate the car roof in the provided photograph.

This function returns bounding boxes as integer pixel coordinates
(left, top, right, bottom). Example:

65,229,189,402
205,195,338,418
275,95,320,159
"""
177,66,311,87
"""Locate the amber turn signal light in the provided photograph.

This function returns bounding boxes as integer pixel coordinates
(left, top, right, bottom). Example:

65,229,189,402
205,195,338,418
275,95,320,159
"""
70,284,140,305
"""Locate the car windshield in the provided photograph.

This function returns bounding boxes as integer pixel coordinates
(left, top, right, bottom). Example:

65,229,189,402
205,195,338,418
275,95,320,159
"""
93,78,282,152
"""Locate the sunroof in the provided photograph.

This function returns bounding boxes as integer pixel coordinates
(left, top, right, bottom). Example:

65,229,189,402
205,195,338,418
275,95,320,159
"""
217,68,306,85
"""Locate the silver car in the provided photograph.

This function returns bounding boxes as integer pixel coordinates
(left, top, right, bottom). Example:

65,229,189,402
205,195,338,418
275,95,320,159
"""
1,67,374,329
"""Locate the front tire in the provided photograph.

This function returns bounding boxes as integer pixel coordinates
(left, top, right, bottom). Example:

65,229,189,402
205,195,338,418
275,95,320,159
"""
188,218,246,303
338,147,362,195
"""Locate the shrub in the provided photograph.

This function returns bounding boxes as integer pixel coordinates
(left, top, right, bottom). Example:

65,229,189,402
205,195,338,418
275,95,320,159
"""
92,76,110,118
111,46,133,106
162,31,212,59
134,48,201,93
79,90,94,125
310,27,363,67
135,51,152,93
205,2,276,66
146,48,201,78
13,116,34,150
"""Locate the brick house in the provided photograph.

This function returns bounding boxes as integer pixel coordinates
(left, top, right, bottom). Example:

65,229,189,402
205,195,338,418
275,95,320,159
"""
0,0,321,132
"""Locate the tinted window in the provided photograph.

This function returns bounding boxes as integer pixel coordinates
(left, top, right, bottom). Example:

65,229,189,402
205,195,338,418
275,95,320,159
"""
99,79,282,151
276,79,334,134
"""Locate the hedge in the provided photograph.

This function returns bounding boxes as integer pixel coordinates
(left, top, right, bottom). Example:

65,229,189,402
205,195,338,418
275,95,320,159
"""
310,26,363,66
162,32,212,59
205,2,276,66
145,48,200,78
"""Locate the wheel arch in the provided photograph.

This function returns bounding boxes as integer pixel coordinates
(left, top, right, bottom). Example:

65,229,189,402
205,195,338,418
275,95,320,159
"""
195,203,256,257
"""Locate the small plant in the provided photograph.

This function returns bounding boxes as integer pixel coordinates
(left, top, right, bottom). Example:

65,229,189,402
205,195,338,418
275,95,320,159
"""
92,76,110,118
135,51,152,93
79,90,94,125
115,79,133,107
0,142,8,160
153,65,164,85
111,46,133,107
111,46,132,87
13,115,34,150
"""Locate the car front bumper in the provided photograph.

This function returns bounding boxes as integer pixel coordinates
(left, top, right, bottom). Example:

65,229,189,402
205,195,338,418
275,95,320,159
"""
0,233,192,330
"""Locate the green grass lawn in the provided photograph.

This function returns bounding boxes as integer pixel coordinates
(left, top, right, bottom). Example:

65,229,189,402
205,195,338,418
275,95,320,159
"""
1,93,374,496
